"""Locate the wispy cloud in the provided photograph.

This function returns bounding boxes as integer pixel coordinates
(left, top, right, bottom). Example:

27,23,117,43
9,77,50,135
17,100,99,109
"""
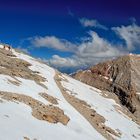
46,31,126,72
112,23,140,51
79,18,108,30
67,7,74,17
16,46,30,54
28,19,140,73
30,36,77,52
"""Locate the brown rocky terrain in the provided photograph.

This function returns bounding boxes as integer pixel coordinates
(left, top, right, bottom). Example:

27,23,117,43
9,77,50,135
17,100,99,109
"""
0,91,69,125
0,46,140,140
39,92,59,105
72,55,140,123
0,48,45,84
55,72,122,140
0,47,70,125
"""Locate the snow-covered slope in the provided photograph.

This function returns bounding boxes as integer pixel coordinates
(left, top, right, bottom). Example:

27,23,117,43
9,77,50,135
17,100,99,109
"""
61,75,140,140
0,48,139,140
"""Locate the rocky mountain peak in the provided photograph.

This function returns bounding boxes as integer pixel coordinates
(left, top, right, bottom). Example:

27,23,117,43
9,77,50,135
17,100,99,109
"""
73,54,140,122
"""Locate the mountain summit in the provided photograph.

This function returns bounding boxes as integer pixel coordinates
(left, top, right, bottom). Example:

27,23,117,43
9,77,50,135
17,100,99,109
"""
72,54,140,123
0,45,140,140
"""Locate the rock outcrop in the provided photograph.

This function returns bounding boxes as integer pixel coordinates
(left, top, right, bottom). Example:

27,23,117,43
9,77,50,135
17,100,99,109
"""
0,91,69,125
72,55,140,122
0,48,46,85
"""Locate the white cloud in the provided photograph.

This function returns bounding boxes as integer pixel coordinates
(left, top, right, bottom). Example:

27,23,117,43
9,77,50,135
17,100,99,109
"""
112,23,140,51
47,31,126,71
76,31,122,58
30,36,77,52
28,21,140,72
47,55,79,68
80,18,108,30
16,46,30,54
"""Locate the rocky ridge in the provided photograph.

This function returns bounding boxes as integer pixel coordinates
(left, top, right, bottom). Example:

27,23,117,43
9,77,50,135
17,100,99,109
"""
72,55,140,123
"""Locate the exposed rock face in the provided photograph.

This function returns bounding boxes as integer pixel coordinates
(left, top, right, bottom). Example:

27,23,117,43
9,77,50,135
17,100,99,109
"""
72,55,140,121
0,91,69,125
0,48,45,85
39,92,59,105
0,48,70,125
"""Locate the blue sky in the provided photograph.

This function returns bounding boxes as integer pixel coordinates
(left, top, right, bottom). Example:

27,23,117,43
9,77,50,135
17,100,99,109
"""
0,0,140,73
